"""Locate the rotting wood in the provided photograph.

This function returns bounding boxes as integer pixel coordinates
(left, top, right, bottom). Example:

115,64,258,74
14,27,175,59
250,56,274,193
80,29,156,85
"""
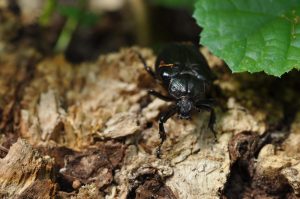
1,42,300,198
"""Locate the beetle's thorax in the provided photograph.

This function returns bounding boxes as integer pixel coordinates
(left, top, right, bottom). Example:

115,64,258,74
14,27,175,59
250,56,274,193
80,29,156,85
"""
168,74,206,100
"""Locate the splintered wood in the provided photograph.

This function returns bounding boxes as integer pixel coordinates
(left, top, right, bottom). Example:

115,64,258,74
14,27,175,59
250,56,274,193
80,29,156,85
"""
1,45,300,199
0,139,56,198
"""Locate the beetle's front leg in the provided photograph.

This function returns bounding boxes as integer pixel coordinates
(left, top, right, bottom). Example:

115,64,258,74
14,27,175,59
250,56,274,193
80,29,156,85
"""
149,90,174,102
157,106,178,158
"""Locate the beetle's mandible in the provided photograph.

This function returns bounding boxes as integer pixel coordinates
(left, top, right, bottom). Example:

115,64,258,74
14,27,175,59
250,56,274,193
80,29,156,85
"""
138,43,217,158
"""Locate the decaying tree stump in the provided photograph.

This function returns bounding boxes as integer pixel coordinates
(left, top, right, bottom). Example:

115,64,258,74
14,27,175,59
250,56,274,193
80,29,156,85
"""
1,14,300,198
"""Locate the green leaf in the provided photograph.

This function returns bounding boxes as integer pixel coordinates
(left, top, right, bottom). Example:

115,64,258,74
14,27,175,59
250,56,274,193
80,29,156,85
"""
194,0,300,76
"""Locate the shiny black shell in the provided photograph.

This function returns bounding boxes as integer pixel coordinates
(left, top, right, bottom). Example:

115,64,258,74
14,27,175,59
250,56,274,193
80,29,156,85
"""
155,44,213,101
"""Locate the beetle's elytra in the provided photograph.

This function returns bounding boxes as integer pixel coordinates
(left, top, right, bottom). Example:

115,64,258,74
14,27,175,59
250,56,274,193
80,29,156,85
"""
138,43,216,158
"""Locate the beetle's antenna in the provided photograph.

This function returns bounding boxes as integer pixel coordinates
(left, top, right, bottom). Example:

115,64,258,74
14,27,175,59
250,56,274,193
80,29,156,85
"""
135,51,156,79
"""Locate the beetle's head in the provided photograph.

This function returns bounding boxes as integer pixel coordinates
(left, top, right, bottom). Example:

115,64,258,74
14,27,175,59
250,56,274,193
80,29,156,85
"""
177,97,193,119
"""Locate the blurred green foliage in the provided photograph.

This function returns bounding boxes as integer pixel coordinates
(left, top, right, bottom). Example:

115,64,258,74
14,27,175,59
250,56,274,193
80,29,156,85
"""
39,0,101,52
57,4,99,27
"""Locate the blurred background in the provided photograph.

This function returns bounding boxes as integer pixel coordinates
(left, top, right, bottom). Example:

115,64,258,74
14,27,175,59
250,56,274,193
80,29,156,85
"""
0,0,200,63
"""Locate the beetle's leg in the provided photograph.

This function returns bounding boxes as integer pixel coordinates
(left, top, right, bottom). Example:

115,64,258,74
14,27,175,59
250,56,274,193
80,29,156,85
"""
149,90,174,102
195,104,217,141
157,106,178,158
136,52,156,79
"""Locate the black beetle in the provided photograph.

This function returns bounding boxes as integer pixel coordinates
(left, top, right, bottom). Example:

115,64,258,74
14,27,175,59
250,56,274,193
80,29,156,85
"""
138,43,217,158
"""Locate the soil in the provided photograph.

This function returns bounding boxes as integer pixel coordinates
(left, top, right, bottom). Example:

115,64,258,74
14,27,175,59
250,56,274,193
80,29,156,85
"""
1,6,300,199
